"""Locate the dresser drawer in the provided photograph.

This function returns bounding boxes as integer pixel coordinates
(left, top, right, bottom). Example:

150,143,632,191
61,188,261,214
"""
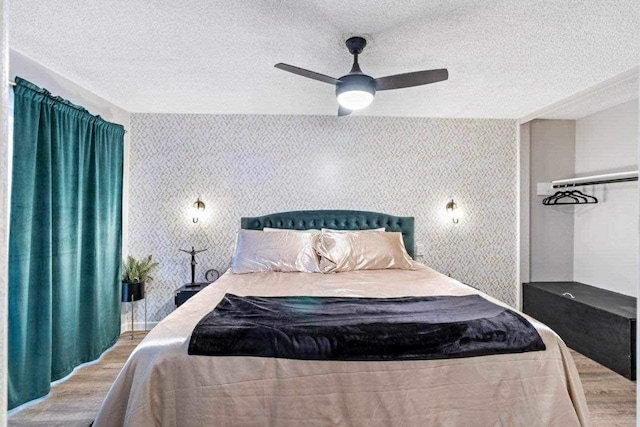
523,281,636,380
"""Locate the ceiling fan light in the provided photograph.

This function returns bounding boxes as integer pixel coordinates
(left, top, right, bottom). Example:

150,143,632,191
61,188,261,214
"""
335,74,376,111
337,90,374,110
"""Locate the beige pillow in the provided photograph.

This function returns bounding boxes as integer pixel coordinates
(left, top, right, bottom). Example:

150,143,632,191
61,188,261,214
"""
263,228,383,233
321,228,385,232
230,229,320,274
264,227,319,233
315,231,414,273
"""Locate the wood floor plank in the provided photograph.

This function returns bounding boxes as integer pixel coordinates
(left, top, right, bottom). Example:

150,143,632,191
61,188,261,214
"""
8,333,147,427
7,336,637,426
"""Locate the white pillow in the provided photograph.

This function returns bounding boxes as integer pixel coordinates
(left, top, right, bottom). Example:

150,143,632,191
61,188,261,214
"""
264,227,319,233
230,229,320,274
315,230,414,273
320,228,385,232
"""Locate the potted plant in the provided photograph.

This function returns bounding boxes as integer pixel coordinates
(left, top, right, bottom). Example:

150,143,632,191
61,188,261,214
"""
122,255,159,337
121,255,159,318
122,255,159,288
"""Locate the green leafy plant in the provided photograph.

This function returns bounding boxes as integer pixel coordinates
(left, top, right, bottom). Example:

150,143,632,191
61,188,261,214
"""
122,255,159,284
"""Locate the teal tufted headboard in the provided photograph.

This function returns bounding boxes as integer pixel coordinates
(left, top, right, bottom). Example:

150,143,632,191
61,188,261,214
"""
240,210,415,258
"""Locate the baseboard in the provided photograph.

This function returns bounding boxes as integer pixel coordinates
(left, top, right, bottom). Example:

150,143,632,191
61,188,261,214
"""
120,321,159,334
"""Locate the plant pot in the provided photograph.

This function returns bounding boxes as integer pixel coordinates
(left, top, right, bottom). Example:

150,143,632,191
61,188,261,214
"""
121,281,145,302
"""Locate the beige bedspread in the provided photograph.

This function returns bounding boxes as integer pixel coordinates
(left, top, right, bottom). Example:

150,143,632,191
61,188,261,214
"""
94,263,589,426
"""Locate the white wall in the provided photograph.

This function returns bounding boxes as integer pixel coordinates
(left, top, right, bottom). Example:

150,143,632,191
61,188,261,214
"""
529,120,576,282
0,0,9,424
519,122,530,289
636,66,639,424
573,99,639,296
8,50,132,329
518,122,531,310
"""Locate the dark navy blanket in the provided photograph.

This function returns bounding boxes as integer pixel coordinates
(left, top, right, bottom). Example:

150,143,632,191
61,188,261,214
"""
188,293,545,360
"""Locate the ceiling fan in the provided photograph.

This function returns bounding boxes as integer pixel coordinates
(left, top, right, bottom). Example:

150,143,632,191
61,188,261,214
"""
275,36,448,117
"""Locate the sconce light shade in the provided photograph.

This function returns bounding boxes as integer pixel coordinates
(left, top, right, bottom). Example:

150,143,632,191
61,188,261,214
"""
192,198,206,223
446,199,459,224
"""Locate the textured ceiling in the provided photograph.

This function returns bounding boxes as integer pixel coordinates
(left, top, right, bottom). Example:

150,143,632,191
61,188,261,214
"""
539,72,638,120
9,0,640,118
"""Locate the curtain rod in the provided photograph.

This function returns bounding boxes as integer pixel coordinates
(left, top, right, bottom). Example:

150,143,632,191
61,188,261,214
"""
7,79,128,134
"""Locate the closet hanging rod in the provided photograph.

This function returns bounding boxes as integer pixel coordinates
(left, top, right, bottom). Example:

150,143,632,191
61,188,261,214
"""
552,170,638,188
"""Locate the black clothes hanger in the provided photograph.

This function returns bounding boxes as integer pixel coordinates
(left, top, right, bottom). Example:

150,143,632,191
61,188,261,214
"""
568,190,597,203
542,189,598,205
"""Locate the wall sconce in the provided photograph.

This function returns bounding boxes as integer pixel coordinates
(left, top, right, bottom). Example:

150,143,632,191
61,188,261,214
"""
446,199,460,224
192,197,206,223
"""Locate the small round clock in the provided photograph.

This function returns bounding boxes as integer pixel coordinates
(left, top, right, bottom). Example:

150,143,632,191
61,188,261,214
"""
205,268,220,283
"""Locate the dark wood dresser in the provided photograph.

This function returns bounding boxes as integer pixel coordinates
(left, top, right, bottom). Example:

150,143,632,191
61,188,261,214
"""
523,281,636,380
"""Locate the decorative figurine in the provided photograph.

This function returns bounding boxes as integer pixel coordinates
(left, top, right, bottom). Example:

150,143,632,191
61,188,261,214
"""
179,247,208,287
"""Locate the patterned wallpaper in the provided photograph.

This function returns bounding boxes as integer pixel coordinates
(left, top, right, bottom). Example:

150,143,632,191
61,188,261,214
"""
128,114,518,323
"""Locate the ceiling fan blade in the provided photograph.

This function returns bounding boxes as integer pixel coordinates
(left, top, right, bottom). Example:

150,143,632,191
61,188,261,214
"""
338,106,352,117
374,68,448,91
275,63,341,85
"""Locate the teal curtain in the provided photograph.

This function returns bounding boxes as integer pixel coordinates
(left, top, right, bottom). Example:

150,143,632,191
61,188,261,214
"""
8,77,124,409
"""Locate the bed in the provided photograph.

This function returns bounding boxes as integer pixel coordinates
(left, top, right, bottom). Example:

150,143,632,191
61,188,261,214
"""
94,210,589,426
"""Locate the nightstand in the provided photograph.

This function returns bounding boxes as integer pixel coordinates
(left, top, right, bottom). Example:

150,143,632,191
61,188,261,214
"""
175,282,210,307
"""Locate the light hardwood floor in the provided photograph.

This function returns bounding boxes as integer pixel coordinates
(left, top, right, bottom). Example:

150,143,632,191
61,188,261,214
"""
8,332,146,427
7,334,637,426
570,349,636,426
